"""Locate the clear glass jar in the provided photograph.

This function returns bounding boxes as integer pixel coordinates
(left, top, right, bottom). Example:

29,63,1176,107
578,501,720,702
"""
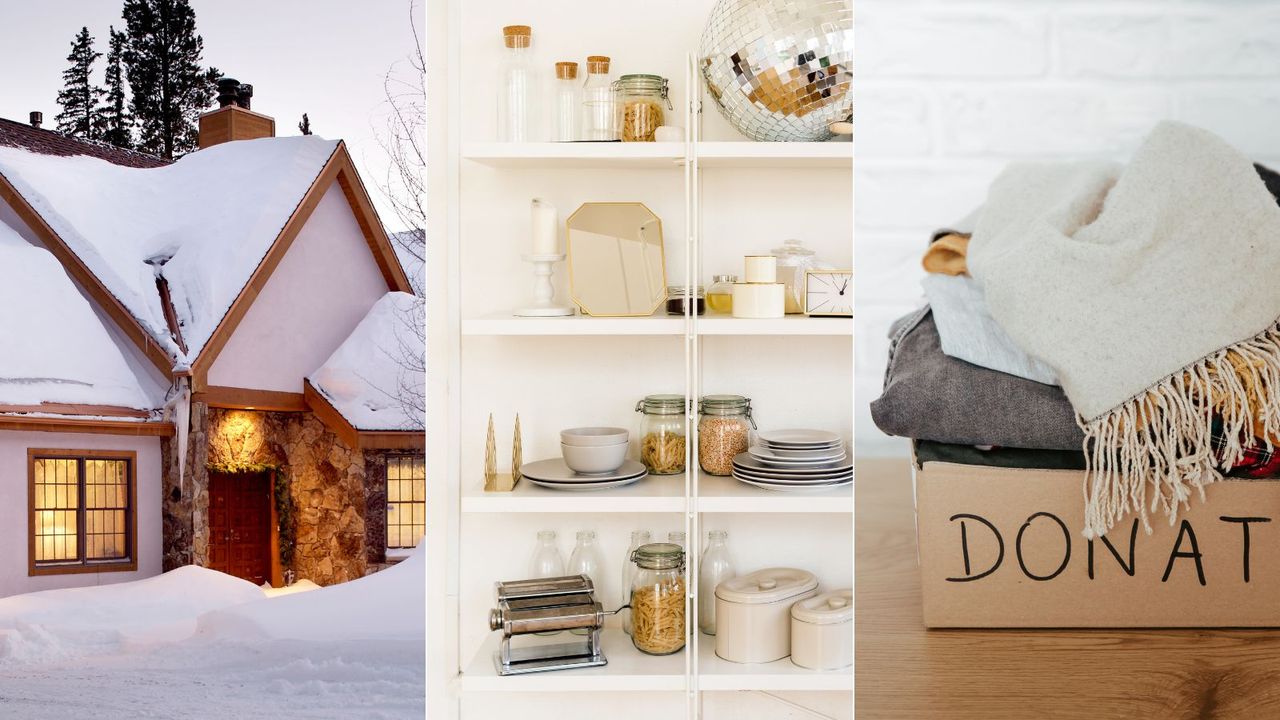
706,275,736,314
621,529,651,635
498,25,539,142
635,394,687,475
698,395,756,476
581,55,617,141
666,285,705,316
698,530,735,635
567,530,604,635
629,542,686,655
553,61,579,142
771,239,818,314
614,74,670,142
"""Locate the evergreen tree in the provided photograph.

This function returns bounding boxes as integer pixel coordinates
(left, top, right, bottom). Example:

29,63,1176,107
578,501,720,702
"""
54,27,105,139
298,113,312,135
100,26,132,149
122,0,216,159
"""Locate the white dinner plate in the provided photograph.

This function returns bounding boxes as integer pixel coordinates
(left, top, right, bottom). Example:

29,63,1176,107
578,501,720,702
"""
521,458,648,483
747,448,848,466
756,429,843,447
732,468,853,484
732,452,852,475
734,476,852,492
750,443,846,460
528,476,645,492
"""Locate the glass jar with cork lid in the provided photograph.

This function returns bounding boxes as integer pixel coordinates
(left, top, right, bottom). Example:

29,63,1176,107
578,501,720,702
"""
614,74,671,142
581,55,617,141
553,61,580,142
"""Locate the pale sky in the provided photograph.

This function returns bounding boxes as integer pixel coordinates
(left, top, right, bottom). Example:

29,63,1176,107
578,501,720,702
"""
0,0,423,231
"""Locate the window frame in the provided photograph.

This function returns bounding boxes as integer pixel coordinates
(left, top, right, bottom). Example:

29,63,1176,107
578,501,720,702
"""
384,453,425,552
27,448,137,576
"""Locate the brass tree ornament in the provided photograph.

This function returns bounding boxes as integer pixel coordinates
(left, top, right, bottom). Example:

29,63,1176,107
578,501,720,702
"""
484,413,497,485
512,414,523,483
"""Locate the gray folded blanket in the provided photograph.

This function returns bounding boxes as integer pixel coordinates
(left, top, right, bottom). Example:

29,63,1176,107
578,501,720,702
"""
871,307,1084,450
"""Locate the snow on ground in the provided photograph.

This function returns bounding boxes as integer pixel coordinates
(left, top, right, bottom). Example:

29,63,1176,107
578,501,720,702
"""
0,546,424,719
0,136,340,362
308,291,424,431
0,221,154,408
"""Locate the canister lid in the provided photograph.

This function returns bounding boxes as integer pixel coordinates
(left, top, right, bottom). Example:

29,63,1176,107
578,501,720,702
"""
790,588,852,625
715,567,817,605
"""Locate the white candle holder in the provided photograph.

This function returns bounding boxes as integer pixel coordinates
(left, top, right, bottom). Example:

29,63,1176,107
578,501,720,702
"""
514,254,575,317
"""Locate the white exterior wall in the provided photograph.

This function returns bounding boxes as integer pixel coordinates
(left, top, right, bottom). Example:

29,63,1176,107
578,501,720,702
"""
206,183,391,392
0,431,163,598
855,1,1280,455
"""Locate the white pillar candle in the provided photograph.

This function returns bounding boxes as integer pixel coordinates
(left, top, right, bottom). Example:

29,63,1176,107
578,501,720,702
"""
531,198,559,255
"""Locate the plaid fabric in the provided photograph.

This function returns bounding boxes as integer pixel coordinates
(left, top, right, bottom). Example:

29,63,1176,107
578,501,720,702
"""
1211,418,1280,478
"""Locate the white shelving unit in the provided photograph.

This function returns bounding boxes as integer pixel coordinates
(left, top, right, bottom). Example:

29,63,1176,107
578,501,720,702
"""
435,3,852,717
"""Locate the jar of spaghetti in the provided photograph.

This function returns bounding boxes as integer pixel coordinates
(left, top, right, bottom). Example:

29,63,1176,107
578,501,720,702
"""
630,542,686,655
614,74,670,142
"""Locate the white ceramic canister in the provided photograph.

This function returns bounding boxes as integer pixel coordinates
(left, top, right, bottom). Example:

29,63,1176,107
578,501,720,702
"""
714,567,818,663
731,282,785,318
742,255,778,283
789,588,852,670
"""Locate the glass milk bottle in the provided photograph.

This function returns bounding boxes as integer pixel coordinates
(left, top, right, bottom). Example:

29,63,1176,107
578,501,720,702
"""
698,530,736,635
621,529,651,634
567,530,604,635
581,55,617,141
498,25,539,142
553,61,580,142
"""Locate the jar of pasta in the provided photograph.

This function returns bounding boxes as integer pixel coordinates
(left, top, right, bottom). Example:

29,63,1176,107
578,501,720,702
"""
635,394,687,475
698,395,755,476
614,74,670,142
630,542,686,655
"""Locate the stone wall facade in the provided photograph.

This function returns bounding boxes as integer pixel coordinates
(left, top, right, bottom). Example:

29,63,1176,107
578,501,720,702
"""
162,402,403,587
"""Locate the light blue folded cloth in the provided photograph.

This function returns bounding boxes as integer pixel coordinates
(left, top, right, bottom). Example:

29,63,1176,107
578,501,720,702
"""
922,273,1059,386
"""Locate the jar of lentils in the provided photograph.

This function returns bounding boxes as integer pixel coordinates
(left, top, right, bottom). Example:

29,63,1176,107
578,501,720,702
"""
698,395,755,476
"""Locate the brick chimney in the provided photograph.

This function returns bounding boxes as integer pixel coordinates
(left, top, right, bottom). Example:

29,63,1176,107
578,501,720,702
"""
198,77,275,149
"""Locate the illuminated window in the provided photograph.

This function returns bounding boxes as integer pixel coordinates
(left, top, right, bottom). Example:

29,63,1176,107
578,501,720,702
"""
30,451,135,574
386,455,425,549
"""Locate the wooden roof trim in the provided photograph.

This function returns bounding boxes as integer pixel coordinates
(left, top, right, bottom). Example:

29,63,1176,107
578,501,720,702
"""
192,385,307,412
189,146,344,391
357,431,425,451
0,173,175,377
303,379,361,448
0,414,173,436
0,402,151,418
331,145,413,294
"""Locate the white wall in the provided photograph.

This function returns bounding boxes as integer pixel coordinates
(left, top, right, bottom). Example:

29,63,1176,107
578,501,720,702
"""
207,183,390,392
854,0,1280,455
0,431,163,598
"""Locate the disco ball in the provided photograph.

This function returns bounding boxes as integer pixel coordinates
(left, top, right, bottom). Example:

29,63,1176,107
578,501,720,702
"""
699,0,852,142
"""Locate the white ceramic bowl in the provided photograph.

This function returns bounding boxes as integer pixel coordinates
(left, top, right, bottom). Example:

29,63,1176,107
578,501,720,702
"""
560,427,630,447
561,441,628,474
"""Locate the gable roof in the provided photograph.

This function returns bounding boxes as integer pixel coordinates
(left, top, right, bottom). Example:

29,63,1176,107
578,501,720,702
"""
0,132,412,388
0,117,168,169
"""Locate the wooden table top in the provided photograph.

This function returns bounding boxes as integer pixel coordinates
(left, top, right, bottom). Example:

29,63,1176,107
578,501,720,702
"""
855,457,1280,720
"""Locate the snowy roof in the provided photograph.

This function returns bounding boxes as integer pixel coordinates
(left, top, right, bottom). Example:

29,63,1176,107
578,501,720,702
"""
0,135,340,365
308,292,423,431
0,116,169,169
0,222,152,409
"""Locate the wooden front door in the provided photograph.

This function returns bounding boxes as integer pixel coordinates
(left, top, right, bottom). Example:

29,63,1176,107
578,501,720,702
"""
208,471,272,585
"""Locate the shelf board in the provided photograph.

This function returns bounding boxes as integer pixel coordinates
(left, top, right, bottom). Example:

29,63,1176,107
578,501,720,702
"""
460,141,851,169
696,472,852,514
696,637,852,692
697,315,852,336
462,141,683,168
459,629,686,693
696,141,852,169
461,473,686,513
461,313,851,336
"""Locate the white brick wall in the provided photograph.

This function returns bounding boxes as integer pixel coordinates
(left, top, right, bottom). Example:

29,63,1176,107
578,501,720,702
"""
855,0,1280,455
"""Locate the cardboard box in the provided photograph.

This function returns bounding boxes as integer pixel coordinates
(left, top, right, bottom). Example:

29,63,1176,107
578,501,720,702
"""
914,459,1280,627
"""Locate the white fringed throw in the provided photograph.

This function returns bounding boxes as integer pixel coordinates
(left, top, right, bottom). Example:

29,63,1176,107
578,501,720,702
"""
967,122,1280,539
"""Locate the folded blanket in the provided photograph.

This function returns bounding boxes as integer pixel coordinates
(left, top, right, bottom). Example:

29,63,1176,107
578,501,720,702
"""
871,307,1085,450
968,122,1280,538
923,273,1059,386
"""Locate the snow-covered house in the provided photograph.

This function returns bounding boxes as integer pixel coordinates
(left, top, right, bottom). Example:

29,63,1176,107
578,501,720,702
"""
0,100,424,598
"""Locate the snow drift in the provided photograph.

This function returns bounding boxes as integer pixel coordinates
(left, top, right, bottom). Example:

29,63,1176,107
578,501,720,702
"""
0,566,262,664
197,542,425,642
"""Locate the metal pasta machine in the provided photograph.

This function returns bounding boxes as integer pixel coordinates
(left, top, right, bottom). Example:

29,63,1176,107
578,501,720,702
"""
488,574,619,676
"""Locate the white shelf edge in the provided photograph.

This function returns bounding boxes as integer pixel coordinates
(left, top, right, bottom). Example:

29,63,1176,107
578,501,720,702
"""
460,140,851,169
696,639,853,692
461,314,852,337
696,472,852,514
459,629,687,693
461,473,686,514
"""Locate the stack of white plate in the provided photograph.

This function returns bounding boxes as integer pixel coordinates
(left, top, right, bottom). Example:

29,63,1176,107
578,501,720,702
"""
521,458,648,491
731,430,851,492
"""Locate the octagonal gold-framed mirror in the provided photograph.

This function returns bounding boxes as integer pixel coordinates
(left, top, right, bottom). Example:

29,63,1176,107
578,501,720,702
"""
566,202,668,317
